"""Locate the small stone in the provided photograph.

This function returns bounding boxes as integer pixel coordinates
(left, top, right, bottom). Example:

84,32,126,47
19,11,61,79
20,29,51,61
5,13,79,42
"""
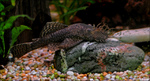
57,77,61,81
94,73,100,77
94,79,99,81
15,60,22,65
35,68,39,71
81,76,88,81
105,74,111,79
111,75,116,79
23,58,29,61
88,73,94,78
6,62,14,66
42,72,47,76
23,61,28,65
54,72,58,78
89,78,94,81
25,66,30,71
57,71,61,75
111,77,115,81
21,73,26,77
59,74,67,78
0,74,2,78
103,72,107,76
53,78,57,81
66,78,72,81
67,71,74,76
116,72,124,76
39,50,43,53
31,70,37,75
7,66,15,73
67,75,71,79
25,70,30,74
34,53,38,56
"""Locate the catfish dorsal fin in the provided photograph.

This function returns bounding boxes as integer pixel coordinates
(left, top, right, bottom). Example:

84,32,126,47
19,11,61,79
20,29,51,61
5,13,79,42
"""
40,22,68,37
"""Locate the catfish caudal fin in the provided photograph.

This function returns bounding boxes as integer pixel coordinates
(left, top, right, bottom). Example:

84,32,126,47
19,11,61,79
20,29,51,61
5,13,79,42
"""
11,42,32,58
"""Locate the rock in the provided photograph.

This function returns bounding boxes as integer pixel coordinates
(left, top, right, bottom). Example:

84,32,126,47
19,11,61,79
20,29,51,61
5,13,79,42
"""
25,66,30,71
105,74,111,79
31,70,37,75
23,61,28,65
54,41,145,73
23,58,29,61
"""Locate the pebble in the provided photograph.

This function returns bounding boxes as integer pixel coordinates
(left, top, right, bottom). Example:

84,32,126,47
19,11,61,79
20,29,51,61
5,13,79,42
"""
105,74,111,79
31,70,37,75
23,61,28,65
67,71,74,76
23,58,28,61
89,78,94,81
94,73,100,77
81,76,88,81
15,60,22,65
25,66,30,71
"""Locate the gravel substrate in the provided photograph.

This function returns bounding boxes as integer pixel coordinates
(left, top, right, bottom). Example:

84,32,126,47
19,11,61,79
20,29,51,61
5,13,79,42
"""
0,47,150,81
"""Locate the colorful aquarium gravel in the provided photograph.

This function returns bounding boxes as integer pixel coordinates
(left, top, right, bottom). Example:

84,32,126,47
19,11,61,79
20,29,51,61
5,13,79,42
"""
0,47,149,81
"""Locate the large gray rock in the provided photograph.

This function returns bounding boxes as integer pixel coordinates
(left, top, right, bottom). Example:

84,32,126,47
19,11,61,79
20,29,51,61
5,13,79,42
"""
54,41,145,73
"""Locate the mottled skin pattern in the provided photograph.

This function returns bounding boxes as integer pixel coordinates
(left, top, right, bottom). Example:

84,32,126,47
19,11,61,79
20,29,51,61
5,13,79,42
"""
11,23,108,58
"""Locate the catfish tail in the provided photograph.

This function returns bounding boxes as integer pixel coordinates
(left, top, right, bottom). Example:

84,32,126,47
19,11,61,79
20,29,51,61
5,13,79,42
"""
11,42,32,58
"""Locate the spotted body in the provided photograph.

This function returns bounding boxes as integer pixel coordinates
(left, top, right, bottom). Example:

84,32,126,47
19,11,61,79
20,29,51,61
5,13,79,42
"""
11,23,108,58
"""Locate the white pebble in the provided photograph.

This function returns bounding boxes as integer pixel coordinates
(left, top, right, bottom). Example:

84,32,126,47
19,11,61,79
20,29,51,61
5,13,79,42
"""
42,72,47,76
31,70,37,75
39,50,43,53
89,78,94,81
67,71,74,76
25,66,30,71
57,71,61,75
7,72,12,74
28,73,31,75
23,61,28,65
113,71,117,74
105,74,111,79
36,68,39,70
82,76,88,80
53,79,57,81
94,73,100,77
66,79,72,81
15,60,22,63
111,78,115,81
16,66,20,70
111,75,116,79
34,53,38,57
